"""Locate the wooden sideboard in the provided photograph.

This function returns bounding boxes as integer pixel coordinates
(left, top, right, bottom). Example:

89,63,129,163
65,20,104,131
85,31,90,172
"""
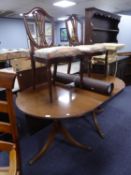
85,7,121,44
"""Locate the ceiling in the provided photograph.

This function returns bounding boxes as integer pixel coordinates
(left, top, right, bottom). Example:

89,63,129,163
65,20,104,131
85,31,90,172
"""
0,0,131,20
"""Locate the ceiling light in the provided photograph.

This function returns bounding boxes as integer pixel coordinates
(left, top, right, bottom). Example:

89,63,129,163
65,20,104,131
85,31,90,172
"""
53,0,76,8
19,13,23,16
57,16,68,21
19,13,33,17
28,13,33,17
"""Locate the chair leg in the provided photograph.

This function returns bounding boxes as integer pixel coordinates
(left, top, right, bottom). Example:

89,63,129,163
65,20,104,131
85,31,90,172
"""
31,57,36,90
46,64,53,103
105,50,109,76
79,57,84,86
87,57,92,77
53,63,58,85
67,60,72,74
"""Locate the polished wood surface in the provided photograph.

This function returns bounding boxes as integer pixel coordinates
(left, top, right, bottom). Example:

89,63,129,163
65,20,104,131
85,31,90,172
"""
84,8,121,75
117,52,131,57
23,7,55,102
16,75,125,119
16,75,125,164
85,7,120,44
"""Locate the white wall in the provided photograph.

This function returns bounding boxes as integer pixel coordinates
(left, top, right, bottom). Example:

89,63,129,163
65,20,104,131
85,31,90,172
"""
118,14,131,52
0,15,131,51
0,18,28,49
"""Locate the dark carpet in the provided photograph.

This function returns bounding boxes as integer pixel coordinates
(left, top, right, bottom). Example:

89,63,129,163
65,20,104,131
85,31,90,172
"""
1,86,131,175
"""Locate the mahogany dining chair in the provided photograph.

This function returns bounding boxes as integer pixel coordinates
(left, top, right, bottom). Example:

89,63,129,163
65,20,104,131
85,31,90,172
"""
23,7,54,102
65,14,83,74
23,7,83,102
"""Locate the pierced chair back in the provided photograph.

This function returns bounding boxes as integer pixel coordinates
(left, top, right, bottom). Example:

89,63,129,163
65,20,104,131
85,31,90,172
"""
65,14,83,73
23,7,54,52
0,72,21,175
23,8,84,102
23,7,55,101
65,14,83,46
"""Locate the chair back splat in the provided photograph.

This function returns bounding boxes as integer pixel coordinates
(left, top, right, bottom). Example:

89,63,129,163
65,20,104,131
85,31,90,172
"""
23,8,84,102
65,14,83,46
65,14,83,73
23,7,54,52
0,72,21,175
23,7,55,102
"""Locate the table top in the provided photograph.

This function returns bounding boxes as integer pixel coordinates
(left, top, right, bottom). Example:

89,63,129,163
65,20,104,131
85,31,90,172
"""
117,51,131,57
16,75,125,119
0,49,29,61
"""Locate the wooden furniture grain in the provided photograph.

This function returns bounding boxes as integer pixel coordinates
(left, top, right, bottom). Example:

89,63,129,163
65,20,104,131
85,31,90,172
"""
65,14,83,74
0,141,17,175
65,13,107,76
84,7,121,75
0,72,21,175
23,7,54,102
23,7,84,102
0,48,48,92
65,14,83,46
85,7,120,44
16,74,125,164
16,66,47,91
117,52,131,57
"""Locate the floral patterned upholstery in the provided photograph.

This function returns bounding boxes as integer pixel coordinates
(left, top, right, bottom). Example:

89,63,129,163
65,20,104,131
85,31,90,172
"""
34,46,82,59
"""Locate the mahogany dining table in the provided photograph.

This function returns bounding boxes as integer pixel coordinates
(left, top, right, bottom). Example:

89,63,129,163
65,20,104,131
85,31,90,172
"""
16,74,125,164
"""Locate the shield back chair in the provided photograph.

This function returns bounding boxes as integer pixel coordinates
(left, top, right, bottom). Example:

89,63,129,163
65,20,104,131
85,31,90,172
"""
65,14,109,76
23,7,83,102
23,7,54,102
65,14,108,76
0,72,21,175
65,15,108,77
65,14,83,46
65,14,83,74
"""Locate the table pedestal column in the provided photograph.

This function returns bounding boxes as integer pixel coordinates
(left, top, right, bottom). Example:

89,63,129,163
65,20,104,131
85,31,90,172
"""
29,120,92,165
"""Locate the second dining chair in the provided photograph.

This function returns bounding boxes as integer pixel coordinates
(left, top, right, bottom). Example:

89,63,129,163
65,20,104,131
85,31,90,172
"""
65,14,83,46
65,14,83,74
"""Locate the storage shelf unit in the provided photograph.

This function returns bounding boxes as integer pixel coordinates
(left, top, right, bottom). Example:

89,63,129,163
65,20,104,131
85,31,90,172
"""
85,7,121,44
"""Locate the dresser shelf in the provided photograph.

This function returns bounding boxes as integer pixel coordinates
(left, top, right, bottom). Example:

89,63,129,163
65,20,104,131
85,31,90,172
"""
85,7,121,44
